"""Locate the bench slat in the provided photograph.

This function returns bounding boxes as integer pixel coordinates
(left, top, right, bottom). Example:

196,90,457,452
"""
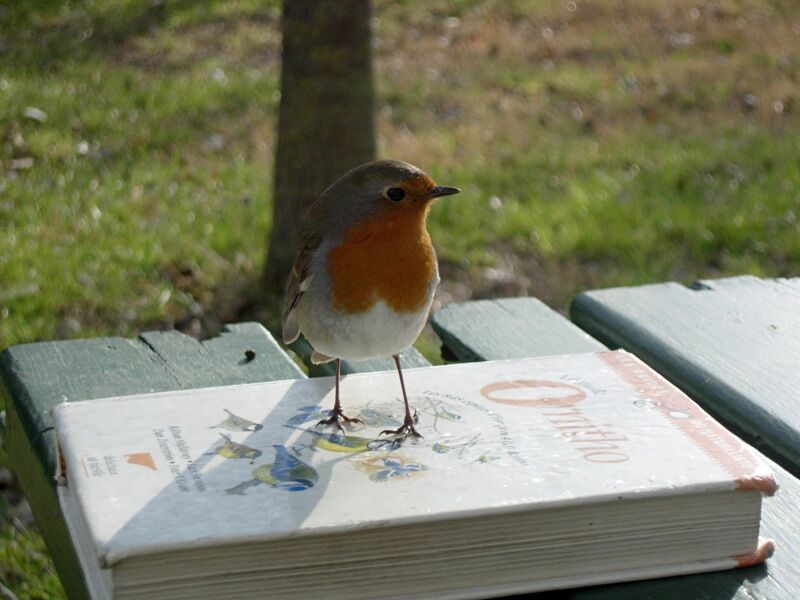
430,298,800,600
0,322,303,600
0,322,304,478
431,297,606,361
570,276,800,476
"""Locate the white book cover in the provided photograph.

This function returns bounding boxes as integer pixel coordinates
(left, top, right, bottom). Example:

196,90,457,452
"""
53,350,776,569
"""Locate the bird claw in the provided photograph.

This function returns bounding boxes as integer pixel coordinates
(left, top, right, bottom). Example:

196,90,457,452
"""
379,410,423,443
315,409,363,434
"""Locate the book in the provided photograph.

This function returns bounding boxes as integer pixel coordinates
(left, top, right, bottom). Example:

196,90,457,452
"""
53,350,776,600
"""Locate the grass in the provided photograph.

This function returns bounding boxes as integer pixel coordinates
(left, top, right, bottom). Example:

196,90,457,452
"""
1,0,799,596
0,508,62,599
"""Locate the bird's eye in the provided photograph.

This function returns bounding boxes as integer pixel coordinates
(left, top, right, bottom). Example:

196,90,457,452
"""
386,187,405,201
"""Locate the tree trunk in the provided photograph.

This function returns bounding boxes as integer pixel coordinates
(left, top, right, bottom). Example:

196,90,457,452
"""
264,0,376,292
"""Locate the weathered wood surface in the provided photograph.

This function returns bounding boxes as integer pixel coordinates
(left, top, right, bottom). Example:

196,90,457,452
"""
431,299,800,600
570,275,800,476
1,323,303,478
5,297,799,600
0,323,304,600
4,403,88,600
431,297,606,362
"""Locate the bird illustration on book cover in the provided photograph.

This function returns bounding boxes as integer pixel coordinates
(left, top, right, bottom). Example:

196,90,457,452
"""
354,406,402,429
432,433,500,463
352,455,428,483
226,445,318,495
417,396,463,432
210,408,263,432
208,434,262,463
286,405,333,427
290,428,392,454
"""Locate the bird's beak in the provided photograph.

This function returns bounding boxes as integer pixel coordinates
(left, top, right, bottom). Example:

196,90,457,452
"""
427,186,461,199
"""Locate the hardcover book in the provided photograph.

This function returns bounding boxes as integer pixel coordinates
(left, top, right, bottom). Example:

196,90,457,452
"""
53,350,776,600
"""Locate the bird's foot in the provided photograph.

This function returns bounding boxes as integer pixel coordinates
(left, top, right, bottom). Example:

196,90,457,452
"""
379,410,423,443
315,408,362,434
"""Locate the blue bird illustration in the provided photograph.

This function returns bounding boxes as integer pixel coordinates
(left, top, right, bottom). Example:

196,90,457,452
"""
286,405,330,427
226,445,318,495
368,458,427,482
356,456,428,483
268,445,319,490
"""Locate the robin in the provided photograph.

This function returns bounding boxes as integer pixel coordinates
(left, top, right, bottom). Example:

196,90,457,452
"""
281,160,460,441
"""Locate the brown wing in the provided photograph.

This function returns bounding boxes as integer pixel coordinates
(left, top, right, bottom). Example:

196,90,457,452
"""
281,206,325,344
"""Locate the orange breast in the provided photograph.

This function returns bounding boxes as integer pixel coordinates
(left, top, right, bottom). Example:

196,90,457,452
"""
327,204,437,314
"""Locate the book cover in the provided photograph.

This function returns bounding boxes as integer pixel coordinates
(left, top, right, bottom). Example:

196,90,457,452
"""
53,350,776,568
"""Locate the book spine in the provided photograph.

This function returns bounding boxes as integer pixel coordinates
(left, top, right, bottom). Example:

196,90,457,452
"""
733,537,775,568
52,404,68,486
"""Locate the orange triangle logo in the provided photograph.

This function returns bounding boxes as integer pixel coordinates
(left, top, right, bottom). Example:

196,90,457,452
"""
125,453,157,470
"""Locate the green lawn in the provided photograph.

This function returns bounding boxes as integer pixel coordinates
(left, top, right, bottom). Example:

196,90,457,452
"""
1,0,799,596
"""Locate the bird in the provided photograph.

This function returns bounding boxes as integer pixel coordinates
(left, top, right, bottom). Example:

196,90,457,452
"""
300,428,393,453
282,159,460,442
265,444,318,491
210,408,263,432
209,433,262,463
226,445,318,495
285,405,333,427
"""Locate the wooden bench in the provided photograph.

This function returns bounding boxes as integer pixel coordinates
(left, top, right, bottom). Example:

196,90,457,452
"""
571,275,800,477
2,279,798,599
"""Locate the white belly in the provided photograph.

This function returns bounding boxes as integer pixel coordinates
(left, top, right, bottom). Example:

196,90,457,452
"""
297,295,433,361
295,240,438,361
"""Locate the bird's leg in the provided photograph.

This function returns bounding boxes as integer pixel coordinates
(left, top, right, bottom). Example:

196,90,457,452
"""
380,355,423,442
316,358,362,433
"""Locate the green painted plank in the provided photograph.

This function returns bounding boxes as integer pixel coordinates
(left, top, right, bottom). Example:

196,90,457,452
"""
0,322,303,478
139,322,304,387
570,276,800,476
0,322,303,600
431,297,606,362
290,336,431,377
431,295,800,599
4,403,88,600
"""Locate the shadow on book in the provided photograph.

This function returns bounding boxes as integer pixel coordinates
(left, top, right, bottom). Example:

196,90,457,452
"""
62,375,387,569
